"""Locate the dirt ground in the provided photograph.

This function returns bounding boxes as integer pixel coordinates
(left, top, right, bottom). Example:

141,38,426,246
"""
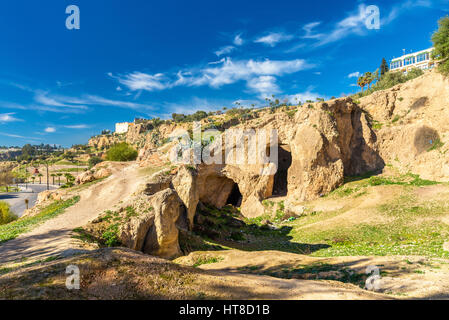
0,162,147,266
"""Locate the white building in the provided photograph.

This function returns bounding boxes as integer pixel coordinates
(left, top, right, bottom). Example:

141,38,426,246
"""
115,122,130,134
390,47,436,73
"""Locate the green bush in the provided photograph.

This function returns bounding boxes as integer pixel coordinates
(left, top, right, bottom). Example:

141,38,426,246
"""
432,16,449,76
88,156,103,168
353,69,424,99
106,143,138,162
0,202,17,225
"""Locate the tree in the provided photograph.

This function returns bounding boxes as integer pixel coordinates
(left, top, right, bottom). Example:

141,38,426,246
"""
106,143,138,162
432,15,449,76
51,173,56,185
57,173,63,186
0,170,14,192
0,201,16,225
357,74,367,92
63,151,75,162
38,173,43,184
380,58,389,77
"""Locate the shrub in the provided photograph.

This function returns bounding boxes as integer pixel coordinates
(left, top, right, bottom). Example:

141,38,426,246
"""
432,16,449,76
88,156,103,168
106,143,138,162
0,202,17,225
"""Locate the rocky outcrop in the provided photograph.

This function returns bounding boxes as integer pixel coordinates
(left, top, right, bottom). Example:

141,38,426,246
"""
85,184,183,259
172,166,199,229
142,189,182,258
360,70,449,181
75,163,112,185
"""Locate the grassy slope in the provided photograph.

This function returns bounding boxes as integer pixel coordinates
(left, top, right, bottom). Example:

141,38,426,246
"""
187,173,449,259
0,196,80,244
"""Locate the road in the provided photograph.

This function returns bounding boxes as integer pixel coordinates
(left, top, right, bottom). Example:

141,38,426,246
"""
0,184,58,217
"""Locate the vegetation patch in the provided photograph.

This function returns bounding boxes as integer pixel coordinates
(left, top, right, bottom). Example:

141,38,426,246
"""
0,196,80,244
192,255,224,268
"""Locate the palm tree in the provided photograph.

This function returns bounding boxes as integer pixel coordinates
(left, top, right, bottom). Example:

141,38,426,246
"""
57,173,63,186
357,75,367,92
364,72,373,89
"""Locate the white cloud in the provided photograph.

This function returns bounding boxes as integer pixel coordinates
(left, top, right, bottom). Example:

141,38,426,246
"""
348,72,361,78
247,76,280,98
63,124,89,129
115,58,312,94
302,22,323,39
309,1,433,47
215,45,235,56
254,32,294,47
233,34,244,46
45,127,56,133
114,72,168,91
284,88,327,104
0,113,21,123
30,91,153,112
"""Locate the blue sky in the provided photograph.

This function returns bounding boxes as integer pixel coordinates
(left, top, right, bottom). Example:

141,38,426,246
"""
0,0,447,147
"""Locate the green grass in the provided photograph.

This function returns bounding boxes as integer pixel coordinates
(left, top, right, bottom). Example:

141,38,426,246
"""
329,173,439,199
53,167,87,173
428,138,445,152
0,196,80,244
0,186,19,193
285,193,449,258
194,177,449,259
192,256,224,268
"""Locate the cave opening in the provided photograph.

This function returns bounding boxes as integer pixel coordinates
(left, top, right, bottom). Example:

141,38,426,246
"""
272,145,292,196
226,183,243,207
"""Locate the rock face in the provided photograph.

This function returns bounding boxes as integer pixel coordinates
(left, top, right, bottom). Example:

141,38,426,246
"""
118,188,183,259
129,97,385,218
142,189,182,258
360,70,449,181
172,166,199,229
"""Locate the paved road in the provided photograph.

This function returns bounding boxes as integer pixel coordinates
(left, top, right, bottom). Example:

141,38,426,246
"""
0,184,58,217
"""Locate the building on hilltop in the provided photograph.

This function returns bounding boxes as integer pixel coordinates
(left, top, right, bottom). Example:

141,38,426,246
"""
115,122,130,134
390,47,436,73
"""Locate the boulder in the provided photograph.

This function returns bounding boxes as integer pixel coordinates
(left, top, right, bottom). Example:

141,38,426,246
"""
172,166,199,230
143,189,183,259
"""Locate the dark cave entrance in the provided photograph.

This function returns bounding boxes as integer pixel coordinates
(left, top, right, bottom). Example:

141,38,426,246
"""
226,183,243,207
272,145,292,196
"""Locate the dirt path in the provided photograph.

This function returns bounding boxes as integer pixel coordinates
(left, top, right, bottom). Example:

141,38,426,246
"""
0,162,147,265
177,250,449,299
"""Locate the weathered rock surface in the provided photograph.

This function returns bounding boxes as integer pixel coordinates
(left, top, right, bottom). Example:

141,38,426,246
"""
360,70,449,181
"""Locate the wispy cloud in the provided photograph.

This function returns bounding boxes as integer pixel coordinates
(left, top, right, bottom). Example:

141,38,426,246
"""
215,45,235,56
233,34,244,46
302,22,323,39
254,32,294,47
44,127,56,133
0,113,22,123
247,76,280,98
63,124,90,129
348,71,361,78
293,1,433,48
4,83,153,113
113,58,313,96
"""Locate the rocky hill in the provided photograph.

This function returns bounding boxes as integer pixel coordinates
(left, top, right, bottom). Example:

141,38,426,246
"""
2,69,449,300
